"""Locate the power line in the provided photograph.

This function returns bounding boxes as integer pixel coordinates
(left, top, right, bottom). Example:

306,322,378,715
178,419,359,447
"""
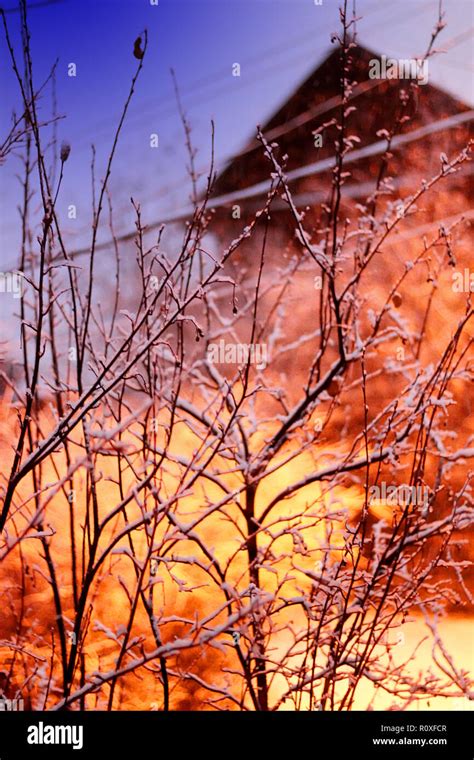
255,109,474,190
2,0,467,246
61,9,470,240
32,0,437,157
251,163,474,211
2,29,470,245
63,109,474,259
213,26,474,169
224,80,385,163
67,39,338,155
113,78,386,209
2,0,66,12
390,208,474,241
106,15,474,222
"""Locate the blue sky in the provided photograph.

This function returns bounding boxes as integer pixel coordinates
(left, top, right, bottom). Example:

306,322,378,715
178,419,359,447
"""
0,0,472,267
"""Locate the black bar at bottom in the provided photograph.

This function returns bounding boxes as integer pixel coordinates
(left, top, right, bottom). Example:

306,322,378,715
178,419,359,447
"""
0,710,470,758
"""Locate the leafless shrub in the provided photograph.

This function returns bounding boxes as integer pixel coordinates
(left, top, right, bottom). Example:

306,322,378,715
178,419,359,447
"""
0,0,472,712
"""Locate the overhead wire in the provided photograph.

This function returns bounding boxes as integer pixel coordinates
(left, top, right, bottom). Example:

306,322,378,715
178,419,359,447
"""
62,109,474,259
2,0,470,256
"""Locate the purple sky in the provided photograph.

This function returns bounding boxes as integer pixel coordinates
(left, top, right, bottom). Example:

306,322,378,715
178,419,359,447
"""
0,0,472,270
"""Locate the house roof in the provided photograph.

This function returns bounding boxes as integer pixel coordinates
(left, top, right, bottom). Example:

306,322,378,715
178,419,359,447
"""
212,42,471,206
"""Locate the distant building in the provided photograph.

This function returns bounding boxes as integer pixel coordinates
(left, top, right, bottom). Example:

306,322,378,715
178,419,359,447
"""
211,43,472,273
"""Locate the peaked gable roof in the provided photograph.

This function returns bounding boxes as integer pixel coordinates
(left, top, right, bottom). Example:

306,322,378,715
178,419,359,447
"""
212,42,471,202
